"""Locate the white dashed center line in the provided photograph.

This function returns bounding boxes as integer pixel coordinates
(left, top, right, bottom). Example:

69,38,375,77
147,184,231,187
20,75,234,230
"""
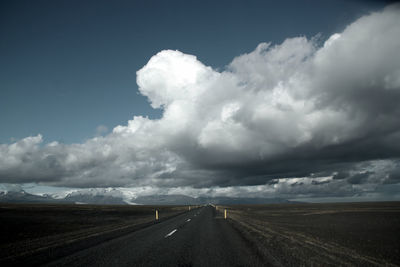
165,229,177,238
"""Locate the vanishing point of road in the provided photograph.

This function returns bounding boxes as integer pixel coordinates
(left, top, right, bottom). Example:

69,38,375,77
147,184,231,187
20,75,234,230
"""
45,205,265,267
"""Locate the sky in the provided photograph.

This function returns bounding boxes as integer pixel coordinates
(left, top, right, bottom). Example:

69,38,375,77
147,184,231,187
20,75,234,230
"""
1,0,400,201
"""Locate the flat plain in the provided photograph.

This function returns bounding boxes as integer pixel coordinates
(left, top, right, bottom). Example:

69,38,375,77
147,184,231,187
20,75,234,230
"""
0,204,188,265
0,202,399,266
223,201,400,266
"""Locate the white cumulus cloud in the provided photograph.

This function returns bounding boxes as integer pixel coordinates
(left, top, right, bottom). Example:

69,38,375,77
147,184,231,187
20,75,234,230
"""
0,5,400,199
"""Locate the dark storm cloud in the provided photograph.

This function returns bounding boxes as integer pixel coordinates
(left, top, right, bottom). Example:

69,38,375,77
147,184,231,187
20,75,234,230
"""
0,5,400,199
332,171,349,180
311,180,330,185
347,172,372,185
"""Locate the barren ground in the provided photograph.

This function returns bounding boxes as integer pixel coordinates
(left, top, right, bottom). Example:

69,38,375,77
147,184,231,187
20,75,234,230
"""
0,203,187,264
1,202,399,266
220,202,400,266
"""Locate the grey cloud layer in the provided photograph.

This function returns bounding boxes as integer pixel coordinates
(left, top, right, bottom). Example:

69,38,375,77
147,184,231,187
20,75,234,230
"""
1,5,400,198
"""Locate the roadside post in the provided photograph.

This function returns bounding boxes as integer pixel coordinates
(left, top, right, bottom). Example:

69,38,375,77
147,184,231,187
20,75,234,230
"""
155,209,159,221
224,209,227,219
189,206,191,211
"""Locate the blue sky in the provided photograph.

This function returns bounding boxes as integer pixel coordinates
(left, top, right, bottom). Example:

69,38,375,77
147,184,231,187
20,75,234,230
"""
1,0,400,201
0,0,388,144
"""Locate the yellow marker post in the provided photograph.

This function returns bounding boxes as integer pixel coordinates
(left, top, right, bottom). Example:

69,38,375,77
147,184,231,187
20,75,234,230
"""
224,209,227,219
155,209,159,220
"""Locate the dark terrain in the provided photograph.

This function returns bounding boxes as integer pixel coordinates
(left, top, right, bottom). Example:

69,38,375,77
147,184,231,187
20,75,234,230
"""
223,201,400,266
0,202,399,266
0,203,188,265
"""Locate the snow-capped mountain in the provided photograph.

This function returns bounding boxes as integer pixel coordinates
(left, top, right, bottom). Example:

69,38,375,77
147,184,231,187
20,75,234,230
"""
0,189,64,203
64,188,128,205
0,187,297,205
0,187,129,205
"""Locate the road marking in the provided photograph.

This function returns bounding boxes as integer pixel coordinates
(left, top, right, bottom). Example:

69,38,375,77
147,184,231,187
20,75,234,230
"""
186,219,191,222
165,229,177,238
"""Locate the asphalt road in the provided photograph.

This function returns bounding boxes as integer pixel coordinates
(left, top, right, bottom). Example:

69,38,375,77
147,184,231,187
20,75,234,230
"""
45,205,265,267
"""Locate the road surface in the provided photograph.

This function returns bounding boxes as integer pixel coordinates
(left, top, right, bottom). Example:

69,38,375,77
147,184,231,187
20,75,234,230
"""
45,205,264,267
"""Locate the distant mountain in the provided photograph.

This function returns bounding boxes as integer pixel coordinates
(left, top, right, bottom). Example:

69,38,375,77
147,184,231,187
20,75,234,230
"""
0,189,297,205
197,196,295,205
133,194,199,205
133,194,296,205
0,188,127,205
64,193,127,205
0,190,64,204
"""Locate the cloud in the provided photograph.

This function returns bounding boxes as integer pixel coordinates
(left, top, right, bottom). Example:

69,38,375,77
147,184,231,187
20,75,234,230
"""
95,125,108,136
0,5,400,198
